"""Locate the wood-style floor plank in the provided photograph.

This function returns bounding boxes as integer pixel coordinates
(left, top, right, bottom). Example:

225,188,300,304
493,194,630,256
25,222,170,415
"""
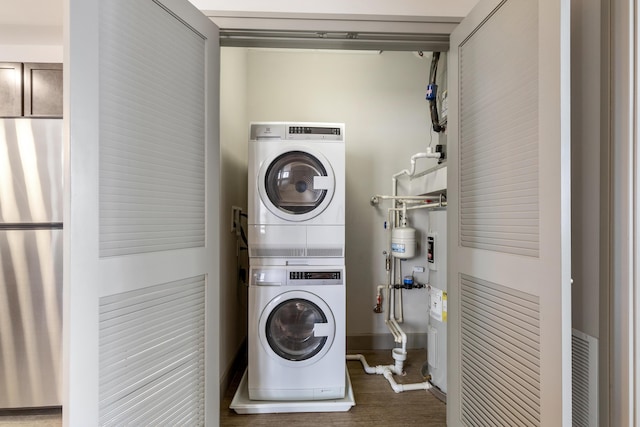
221,349,447,426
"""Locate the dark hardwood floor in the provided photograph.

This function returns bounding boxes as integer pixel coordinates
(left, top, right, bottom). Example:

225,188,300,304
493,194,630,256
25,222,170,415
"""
221,349,447,426
0,350,445,426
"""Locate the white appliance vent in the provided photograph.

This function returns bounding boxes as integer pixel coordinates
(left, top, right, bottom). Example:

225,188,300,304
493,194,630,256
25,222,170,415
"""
306,247,344,257
98,276,205,426
250,246,343,258
98,0,206,257
250,247,306,258
458,0,540,258
460,274,541,426
572,329,598,426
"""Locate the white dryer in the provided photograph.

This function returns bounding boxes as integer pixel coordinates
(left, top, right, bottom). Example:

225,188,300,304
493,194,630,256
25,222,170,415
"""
248,122,345,265
248,265,346,401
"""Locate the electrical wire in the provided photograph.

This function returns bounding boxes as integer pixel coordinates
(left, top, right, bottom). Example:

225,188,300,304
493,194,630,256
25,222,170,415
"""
234,212,249,309
234,212,249,248
428,52,445,133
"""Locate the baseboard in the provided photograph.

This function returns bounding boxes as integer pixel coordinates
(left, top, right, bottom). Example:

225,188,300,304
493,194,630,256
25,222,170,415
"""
347,333,427,351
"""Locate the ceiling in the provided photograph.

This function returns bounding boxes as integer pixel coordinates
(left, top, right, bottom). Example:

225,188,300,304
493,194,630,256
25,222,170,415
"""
0,0,468,50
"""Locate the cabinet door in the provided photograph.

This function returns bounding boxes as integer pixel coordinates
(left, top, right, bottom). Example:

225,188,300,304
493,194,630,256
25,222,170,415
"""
66,0,220,424
0,62,23,117
447,0,571,425
24,63,63,117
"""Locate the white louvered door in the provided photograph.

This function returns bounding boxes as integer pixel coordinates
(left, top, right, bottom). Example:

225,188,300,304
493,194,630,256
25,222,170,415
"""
447,0,571,426
65,0,219,425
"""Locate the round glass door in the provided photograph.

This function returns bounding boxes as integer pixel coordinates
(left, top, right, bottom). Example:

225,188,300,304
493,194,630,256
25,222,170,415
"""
261,150,334,221
266,298,328,361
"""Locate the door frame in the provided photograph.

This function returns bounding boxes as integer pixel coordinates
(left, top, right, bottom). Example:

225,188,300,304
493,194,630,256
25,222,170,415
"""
204,3,622,424
609,0,639,425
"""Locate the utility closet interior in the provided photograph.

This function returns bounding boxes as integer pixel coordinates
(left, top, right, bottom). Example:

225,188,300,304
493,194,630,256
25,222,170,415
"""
220,47,450,412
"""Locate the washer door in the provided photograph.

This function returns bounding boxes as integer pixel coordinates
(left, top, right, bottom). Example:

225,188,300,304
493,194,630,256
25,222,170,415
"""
259,290,336,367
259,149,335,222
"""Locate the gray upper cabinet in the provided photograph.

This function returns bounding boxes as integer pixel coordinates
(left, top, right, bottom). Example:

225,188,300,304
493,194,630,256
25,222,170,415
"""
24,63,63,117
0,62,62,117
0,62,23,117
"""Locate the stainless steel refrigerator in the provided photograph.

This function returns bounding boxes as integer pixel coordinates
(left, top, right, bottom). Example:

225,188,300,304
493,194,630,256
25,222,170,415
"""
0,118,63,408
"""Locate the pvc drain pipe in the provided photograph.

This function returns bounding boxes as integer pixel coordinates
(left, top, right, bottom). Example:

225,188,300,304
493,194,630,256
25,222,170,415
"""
346,352,432,394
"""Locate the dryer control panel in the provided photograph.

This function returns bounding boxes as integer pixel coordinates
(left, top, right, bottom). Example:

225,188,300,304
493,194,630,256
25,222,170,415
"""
250,122,345,142
288,126,341,137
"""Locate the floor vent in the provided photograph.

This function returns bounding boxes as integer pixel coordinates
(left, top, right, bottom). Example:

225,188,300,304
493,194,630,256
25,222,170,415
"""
572,329,598,426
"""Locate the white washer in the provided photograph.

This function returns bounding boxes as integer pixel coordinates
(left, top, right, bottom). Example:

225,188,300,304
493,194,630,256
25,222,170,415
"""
248,265,346,401
248,122,345,265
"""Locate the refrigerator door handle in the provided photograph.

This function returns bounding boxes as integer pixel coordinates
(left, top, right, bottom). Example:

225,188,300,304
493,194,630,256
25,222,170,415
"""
0,223,63,230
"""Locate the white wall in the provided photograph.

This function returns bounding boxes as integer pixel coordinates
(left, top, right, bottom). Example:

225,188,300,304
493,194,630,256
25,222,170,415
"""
218,48,249,383
0,0,62,63
216,45,442,387
237,48,439,345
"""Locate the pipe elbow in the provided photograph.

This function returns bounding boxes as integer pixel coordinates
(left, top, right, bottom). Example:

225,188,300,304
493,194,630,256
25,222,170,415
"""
392,169,410,181
382,369,403,393
410,152,428,162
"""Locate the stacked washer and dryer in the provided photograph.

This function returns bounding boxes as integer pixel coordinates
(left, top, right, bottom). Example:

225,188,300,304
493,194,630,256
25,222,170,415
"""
247,122,347,403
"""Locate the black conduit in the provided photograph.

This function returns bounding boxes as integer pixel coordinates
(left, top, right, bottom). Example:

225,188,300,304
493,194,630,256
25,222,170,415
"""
428,52,445,133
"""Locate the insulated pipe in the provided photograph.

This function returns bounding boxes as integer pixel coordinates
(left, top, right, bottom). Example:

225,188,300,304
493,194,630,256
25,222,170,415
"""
385,269,392,323
389,318,408,354
386,278,399,339
372,195,434,204
384,213,393,325
398,286,404,323
391,151,442,228
401,202,408,226
396,215,405,321
386,317,403,344
405,201,447,210
386,201,447,212
379,196,434,201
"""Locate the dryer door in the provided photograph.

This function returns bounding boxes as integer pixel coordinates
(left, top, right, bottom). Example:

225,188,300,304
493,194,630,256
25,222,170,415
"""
259,290,336,367
259,149,335,222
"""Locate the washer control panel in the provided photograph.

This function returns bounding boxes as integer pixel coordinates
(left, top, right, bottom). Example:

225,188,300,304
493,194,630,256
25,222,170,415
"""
290,271,341,280
287,269,343,285
251,266,344,286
